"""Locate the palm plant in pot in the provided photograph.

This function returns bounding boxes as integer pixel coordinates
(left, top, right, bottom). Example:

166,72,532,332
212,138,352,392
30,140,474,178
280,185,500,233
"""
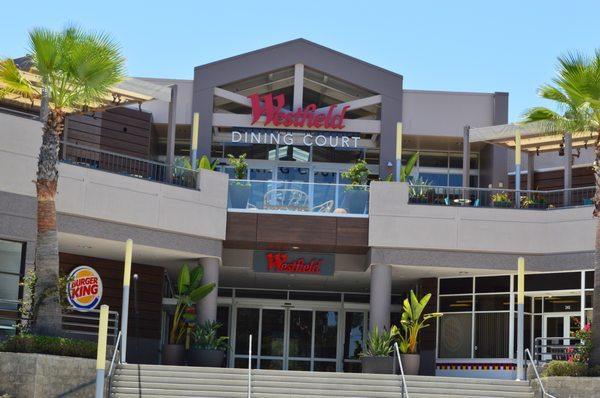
163,264,215,365
227,154,251,209
188,320,229,367
359,327,396,374
393,290,443,375
342,159,370,213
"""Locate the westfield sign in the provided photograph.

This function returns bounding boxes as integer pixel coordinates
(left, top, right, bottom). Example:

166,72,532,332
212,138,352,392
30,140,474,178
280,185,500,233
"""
249,93,350,130
252,250,335,276
266,252,323,274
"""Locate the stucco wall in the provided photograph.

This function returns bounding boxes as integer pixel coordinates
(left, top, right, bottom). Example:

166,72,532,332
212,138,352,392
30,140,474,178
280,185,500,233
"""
0,352,108,398
530,377,600,398
368,181,594,255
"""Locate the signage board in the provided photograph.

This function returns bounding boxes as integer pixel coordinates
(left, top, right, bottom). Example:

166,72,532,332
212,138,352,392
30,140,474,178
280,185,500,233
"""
66,265,103,312
230,128,361,148
253,251,335,276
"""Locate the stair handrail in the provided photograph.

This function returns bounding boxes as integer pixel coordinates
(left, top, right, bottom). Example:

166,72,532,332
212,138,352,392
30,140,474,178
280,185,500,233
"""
248,334,252,398
393,342,410,398
106,331,122,397
525,348,556,398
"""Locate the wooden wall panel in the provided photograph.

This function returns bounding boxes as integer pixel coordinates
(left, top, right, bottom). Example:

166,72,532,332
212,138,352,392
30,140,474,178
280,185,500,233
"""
65,107,153,159
509,166,594,190
60,253,164,339
225,213,368,254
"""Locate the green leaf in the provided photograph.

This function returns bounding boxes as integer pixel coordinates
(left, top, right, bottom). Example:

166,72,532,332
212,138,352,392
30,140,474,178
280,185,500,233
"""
189,265,204,288
189,282,215,302
400,152,419,182
177,264,190,295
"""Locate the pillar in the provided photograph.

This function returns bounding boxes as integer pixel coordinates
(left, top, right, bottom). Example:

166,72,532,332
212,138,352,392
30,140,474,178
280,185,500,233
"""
369,264,392,331
564,132,572,206
515,131,522,208
527,152,535,191
462,125,470,188
196,257,219,324
166,84,178,182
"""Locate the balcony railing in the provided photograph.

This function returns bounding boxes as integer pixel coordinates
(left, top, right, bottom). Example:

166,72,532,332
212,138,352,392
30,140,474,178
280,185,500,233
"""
407,185,595,209
60,142,198,189
228,179,369,216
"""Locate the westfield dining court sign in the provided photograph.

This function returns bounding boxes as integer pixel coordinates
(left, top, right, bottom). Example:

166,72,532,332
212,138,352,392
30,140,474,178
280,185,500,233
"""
253,250,335,276
230,92,361,149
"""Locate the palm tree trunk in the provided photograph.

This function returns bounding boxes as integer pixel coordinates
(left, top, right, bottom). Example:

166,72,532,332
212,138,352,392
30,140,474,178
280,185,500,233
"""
591,138,600,365
32,109,64,336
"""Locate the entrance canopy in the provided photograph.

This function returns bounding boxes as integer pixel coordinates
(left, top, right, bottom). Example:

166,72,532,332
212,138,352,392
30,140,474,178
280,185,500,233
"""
470,122,598,153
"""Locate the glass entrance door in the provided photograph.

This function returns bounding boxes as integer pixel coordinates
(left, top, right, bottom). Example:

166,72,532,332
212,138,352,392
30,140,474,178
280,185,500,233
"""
232,305,339,370
542,313,580,361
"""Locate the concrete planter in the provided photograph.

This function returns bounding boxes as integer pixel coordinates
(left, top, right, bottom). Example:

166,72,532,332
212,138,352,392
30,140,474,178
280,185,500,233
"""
361,356,395,374
530,376,600,398
0,351,108,398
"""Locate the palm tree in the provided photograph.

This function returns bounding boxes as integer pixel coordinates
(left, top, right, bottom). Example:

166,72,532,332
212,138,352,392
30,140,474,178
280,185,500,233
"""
0,27,125,336
523,51,600,365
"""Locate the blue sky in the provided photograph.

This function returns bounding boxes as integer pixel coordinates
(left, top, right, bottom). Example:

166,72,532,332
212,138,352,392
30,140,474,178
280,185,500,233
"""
1,0,598,122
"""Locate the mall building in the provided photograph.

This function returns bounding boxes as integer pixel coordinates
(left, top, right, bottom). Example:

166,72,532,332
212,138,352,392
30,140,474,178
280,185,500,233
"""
0,39,595,378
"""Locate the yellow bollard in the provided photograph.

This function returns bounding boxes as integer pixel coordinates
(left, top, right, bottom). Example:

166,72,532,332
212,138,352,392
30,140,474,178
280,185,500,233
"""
516,257,525,380
120,239,133,363
95,304,109,398
395,122,403,181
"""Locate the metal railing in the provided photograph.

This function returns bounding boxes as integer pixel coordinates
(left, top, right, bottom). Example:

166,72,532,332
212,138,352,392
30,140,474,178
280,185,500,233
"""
228,179,369,216
407,185,595,210
393,342,410,398
106,331,122,397
60,141,198,189
248,334,252,398
62,309,120,346
525,348,557,398
533,337,581,362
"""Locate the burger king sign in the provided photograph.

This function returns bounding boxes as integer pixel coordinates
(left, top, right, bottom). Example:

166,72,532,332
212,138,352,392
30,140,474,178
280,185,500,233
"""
66,266,103,312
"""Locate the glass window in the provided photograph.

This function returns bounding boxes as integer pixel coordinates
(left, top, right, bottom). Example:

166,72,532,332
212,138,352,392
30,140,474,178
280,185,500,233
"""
344,312,364,360
475,294,510,311
314,311,338,359
543,296,581,312
235,308,259,355
585,291,592,309
313,361,337,372
512,295,532,313
449,155,463,169
475,276,510,293
260,309,285,357
440,295,473,312
0,240,24,314
475,313,509,358
420,153,448,168
419,172,447,186
448,174,462,187
0,240,23,274
288,310,312,358
517,272,580,291
438,313,472,358
585,271,594,289
440,278,473,295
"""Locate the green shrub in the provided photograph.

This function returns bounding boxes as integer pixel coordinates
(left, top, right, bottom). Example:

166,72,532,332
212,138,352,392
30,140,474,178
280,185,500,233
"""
543,360,590,377
0,334,97,359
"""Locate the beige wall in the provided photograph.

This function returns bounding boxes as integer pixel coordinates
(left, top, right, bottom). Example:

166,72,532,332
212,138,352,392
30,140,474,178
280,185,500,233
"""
0,112,228,241
369,181,595,254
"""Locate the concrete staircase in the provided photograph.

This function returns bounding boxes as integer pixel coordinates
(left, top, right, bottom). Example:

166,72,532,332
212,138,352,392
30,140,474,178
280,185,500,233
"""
111,364,534,398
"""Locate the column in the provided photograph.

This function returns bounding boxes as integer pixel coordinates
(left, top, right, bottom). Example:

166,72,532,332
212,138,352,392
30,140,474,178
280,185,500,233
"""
564,133,572,206
527,152,535,191
369,264,392,331
166,84,178,182
462,125,470,188
197,257,220,324
515,131,522,208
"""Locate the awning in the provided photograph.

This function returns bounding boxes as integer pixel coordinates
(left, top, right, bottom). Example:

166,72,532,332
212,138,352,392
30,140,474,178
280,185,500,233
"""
469,122,597,153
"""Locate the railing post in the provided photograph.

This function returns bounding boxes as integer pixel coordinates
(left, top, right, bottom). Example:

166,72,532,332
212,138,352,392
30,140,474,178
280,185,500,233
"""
120,239,133,363
95,304,109,398
248,334,252,398
516,257,525,380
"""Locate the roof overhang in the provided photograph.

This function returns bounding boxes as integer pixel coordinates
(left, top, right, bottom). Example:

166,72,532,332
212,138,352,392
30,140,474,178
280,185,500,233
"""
470,122,597,153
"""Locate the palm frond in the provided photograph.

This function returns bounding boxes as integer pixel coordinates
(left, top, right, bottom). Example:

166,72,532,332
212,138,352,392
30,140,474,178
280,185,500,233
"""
0,59,37,100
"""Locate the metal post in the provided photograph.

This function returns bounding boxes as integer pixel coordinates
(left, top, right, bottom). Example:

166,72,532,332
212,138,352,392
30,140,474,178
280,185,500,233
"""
95,304,109,398
515,131,522,208
516,257,525,380
527,152,535,192
395,122,402,182
190,112,199,170
166,84,178,183
462,125,470,200
247,334,252,398
564,132,572,206
120,239,133,363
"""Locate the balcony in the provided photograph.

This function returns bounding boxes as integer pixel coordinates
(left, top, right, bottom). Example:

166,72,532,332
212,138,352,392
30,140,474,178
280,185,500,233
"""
227,179,369,217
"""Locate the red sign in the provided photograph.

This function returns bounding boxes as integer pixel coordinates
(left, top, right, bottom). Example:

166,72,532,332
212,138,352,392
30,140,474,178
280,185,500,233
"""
249,93,350,130
266,253,323,274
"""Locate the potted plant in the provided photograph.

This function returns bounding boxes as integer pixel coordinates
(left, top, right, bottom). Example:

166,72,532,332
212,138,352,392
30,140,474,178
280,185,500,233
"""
392,290,443,375
408,177,432,204
359,327,396,374
341,159,370,213
227,154,251,209
491,192,512,208
188,320,229,367
163,264,215,365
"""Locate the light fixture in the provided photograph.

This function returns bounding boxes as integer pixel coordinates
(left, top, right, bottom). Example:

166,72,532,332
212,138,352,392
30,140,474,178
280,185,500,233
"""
291,246,300,250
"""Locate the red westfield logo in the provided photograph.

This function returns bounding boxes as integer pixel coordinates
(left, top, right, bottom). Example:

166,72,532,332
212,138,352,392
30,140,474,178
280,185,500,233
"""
266,252,323,274
249,93,349,130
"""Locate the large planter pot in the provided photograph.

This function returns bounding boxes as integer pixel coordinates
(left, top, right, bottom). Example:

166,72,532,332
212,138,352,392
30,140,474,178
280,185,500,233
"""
187,348,226,367
400,353,420,375
343,189,369,214
229,183,251,209
361,356,396,374
162,344,185,365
